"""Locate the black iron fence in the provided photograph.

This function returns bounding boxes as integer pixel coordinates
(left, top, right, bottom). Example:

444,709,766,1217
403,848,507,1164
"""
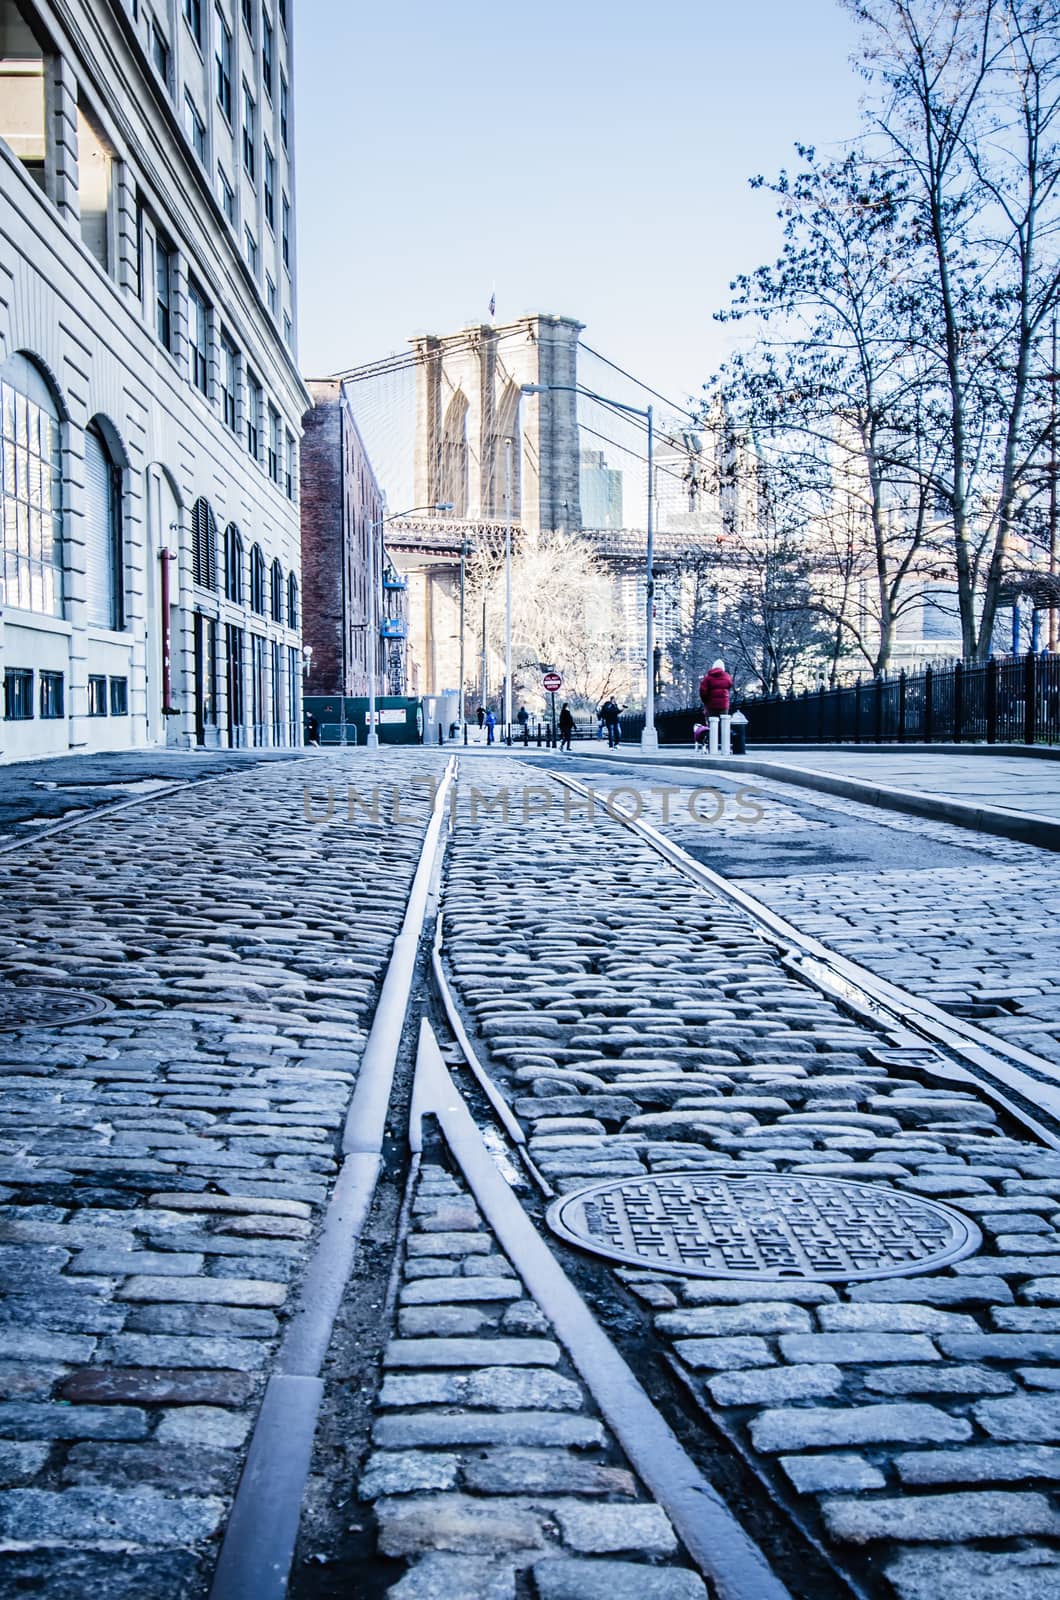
620,653,1060,746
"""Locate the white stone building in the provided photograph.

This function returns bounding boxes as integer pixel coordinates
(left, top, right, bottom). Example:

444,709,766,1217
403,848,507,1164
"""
0,0,308,761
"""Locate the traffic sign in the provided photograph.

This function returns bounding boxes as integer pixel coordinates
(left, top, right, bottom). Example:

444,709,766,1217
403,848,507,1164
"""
543,672,562,692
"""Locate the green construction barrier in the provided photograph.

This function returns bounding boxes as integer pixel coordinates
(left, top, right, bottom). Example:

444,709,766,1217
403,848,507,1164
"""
303,696,424,746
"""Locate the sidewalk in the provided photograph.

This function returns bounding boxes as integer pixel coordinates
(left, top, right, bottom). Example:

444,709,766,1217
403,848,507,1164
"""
571,744,1060,850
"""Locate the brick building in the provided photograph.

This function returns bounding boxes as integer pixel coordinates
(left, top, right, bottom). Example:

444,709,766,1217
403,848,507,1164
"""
301,379,406,696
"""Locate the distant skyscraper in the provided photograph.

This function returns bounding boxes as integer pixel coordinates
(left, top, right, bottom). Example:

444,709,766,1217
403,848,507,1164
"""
579,450,623,529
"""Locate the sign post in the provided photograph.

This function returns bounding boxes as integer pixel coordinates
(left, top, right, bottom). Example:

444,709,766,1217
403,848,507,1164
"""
542,671,562,746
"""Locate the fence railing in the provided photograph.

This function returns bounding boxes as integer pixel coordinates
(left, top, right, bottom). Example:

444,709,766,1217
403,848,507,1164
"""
622,654,1060,747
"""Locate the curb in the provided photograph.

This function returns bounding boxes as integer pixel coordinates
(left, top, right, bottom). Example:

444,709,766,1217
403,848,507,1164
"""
564,748,1060,852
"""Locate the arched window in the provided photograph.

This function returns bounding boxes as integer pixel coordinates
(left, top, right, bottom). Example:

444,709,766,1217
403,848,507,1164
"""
84,421,124,628
0,352,63,617
224,522,244,602
250,543,266,614
191,496,217,589
270,558,283,622
286,572,298,629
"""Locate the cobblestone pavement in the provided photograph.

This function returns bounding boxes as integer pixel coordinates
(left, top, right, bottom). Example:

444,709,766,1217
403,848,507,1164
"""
439,755,1060,1599
353,1153,707,1600
559,753,1060,1068
0,746,314,836
0,753,442,1597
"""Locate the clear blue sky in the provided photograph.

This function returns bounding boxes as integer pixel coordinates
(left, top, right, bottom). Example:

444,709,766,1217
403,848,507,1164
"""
293,0,866,409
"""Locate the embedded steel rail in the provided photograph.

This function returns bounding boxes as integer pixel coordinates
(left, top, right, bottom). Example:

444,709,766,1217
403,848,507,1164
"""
207,757,456,1600
411,1018,795,1600
551,770,1060,1152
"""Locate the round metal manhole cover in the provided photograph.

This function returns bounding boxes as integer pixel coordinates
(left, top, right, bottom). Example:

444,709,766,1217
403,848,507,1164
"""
547,1172,981,1282
0,986,111,1032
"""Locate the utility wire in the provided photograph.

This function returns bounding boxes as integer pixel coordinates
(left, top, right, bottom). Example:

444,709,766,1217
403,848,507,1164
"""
577,340,704,423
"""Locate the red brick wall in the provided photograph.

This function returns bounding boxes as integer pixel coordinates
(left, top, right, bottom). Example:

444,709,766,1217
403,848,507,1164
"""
299,382,344,694
299,381,384,696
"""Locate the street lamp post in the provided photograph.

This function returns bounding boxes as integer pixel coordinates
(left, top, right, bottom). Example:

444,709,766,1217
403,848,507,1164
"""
365,502,451,749
521,383,658,752
504,438,513,743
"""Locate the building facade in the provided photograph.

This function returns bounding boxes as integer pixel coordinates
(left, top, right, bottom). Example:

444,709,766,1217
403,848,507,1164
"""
300,378,400,699
0,0,307,761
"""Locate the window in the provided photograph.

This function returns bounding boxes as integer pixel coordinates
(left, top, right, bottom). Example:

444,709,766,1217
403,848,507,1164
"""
270,557,283,621
250,543,265,614
244,225,257,276
151,23,170,83
263,141,274,229
87,674,107,716
241,79,255,180
109,676,128,715
220,332,238,430
285,429,295,499
84,422,124,629
262,12,273,96
78,98,113,271
155,232,173,349
39,670,63,719
241,0,253,35
188,280,209,394
184,90,206,163
268,405,280,483
281,193,290,270
286,571,298,629
0,353,64,618
224,521,243,600
0,7,44,190
246,370,261,458
217,164,235,223
191,495,217,589
215,9,232,121
279,74,288,148
265,275,276,317
183,0,202,46
283,311,292,348
4,668,33,721
278,0,286,30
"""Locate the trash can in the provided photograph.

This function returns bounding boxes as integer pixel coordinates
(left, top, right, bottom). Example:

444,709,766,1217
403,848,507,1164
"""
730,709,748,755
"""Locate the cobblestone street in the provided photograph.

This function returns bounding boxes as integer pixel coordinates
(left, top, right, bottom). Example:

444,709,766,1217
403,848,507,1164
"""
3,747,1060,1599
0,752,439,1597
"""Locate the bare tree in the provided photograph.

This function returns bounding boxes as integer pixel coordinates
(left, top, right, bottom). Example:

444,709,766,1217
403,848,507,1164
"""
846,0,1060,656
463,526,625,714
719,148,951,674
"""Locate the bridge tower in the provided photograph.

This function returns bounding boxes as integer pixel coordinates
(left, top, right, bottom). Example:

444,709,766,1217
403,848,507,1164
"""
411,315,583,535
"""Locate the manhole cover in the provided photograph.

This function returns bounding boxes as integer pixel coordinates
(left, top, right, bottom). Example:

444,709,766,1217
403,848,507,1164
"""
0,986,111,1031
547,1172,981,1282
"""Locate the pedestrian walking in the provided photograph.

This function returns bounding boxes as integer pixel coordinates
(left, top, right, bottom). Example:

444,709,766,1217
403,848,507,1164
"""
305,712,320,747
485,708,496,745
516,705,529,745
601,698,622,748
699,658,734,756
476,706,485,729
558,702,575,752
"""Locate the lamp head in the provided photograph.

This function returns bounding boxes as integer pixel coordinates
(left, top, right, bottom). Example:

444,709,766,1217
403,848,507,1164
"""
520,384,546,395
435,501,454,512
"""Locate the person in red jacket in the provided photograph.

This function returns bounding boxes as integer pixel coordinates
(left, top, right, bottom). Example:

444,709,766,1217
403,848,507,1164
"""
700,659,733,715
699,659,735,754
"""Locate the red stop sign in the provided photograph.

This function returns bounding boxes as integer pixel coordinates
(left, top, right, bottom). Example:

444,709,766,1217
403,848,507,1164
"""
542,672,562,692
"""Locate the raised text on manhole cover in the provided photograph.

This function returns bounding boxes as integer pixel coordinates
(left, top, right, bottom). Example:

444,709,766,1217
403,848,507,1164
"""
547,1172,981,1282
